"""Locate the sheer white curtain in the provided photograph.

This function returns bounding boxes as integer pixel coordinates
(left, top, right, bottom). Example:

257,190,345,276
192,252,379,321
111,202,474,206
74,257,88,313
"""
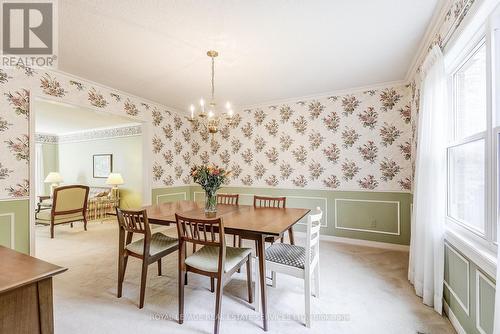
408,45,447,314
493,5,500,334
35,143,45,196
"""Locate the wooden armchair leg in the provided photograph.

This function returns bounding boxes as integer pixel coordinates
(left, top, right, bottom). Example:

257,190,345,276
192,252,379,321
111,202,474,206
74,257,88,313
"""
117,254,127,298
139,260,148,309
157,259,162,276
214,275,223,334
70,223,73,228
246,255,253,303
83,218,88,231
50,224,54,239
178,267,185,324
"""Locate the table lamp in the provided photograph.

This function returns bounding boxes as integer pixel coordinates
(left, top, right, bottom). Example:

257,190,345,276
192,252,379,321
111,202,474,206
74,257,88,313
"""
106,173,124,188
106,173,124,198
44,172,63,195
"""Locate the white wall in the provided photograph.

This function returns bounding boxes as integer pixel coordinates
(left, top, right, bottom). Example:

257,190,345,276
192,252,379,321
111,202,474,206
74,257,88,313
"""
58,135,142,208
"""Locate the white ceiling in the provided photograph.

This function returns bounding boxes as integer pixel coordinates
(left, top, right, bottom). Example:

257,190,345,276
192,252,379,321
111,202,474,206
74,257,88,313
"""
34,99,140,135
59,0,441,111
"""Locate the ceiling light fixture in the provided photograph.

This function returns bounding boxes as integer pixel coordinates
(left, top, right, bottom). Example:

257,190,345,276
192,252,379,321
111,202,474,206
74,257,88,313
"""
188,50,233,135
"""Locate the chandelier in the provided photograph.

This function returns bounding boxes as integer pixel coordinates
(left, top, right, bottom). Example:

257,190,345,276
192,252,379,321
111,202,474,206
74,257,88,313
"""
188,50,233,134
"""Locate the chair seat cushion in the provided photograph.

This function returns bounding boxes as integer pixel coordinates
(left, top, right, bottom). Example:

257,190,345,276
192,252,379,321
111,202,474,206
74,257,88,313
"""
185,246,252,273
36,210,84,224
265,243,306,269
126,232,178,256
40,199,52,207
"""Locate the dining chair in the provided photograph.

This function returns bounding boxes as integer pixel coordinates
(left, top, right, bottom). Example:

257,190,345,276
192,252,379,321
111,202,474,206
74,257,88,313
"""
250,195,292,245
265,209,322,327
116,208,178,309
193,193,240,253
35,185,90,238
217,194,239,246
175,213,253,334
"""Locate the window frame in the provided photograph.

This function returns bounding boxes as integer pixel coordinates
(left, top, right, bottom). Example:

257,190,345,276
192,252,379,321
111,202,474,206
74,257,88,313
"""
445,27,496,253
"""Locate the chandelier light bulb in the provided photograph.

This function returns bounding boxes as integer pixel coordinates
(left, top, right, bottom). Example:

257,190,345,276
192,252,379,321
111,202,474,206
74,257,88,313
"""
208,110,214,118
228,109,234,116
225,102,231,110
190,104,195,118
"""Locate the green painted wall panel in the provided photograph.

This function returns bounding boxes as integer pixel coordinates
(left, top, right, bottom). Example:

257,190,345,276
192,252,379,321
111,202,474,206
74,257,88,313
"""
336,199,399,235
444,242,496,334
152,187,192,204
154,185,412,245
478,274,495,334
0,199,30,254
444,243,469,307
0,214,13,248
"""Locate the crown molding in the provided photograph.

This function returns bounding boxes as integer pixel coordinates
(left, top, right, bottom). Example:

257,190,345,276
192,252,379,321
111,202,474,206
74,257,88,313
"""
48,68,185,116
405,0,451,81
239,79,409,111
35,124,142,144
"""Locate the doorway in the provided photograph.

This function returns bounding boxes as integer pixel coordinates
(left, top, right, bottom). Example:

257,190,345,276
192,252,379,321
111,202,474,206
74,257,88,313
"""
31,97,145,255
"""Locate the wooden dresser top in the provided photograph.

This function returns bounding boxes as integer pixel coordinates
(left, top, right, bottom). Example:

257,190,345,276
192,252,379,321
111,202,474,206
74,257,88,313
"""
0,246,67,294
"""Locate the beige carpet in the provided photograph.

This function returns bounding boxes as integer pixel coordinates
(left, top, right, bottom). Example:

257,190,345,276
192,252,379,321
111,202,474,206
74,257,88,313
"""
35,221,455,334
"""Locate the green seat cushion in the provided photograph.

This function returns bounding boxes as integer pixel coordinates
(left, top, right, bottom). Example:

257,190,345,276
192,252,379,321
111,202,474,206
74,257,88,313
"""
125,232,178,256
35,210,84,224
185,245,252,273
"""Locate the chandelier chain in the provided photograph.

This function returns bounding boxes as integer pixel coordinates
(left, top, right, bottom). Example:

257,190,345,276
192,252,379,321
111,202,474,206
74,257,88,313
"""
211,55,215,103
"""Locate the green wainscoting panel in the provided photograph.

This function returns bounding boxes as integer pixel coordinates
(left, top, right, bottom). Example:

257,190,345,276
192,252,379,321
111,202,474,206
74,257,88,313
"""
444,241,496,334
0,213,13,248
0,199,30,254
335,199,399,235
444,243,470,311
152,187,192,204
477,272,495,334
157,186,412,245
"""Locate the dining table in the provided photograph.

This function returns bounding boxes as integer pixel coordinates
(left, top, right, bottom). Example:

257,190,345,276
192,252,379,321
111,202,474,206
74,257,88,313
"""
143,200,310,331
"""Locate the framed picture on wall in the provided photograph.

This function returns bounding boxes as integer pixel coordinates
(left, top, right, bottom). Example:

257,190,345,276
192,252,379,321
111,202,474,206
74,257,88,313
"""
93,154,113,178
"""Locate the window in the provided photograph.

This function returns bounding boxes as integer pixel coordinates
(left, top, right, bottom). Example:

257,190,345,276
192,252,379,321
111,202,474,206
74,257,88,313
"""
447,40,488,236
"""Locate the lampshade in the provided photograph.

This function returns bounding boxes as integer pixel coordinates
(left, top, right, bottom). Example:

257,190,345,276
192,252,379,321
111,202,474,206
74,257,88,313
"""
44,172,63,183
106,173,124,186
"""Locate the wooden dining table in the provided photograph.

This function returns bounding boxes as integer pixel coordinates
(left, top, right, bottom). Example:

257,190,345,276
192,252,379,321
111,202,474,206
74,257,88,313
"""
143,200,310,331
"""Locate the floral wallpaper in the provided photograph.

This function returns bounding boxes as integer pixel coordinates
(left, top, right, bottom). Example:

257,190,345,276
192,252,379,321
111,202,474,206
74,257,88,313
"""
150,108,200,187
0,66,183,199
184,84,414,192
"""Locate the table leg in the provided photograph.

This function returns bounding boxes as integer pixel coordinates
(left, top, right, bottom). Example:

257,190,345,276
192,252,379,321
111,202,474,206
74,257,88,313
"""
256,236,268,331
288,227,295,245
253,254,260,313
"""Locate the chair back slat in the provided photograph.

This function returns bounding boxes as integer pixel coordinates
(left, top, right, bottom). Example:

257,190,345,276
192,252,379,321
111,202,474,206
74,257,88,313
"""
306,208,322,266
217,194,239,205
253,195,286,208
116,208,151,237
175,214,225,247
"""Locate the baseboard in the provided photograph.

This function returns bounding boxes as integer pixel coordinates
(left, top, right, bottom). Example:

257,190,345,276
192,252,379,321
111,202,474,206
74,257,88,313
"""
443,300,467,334
294,231,410,251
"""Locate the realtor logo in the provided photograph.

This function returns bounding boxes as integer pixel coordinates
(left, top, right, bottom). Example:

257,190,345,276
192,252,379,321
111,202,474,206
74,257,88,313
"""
1,1,57,67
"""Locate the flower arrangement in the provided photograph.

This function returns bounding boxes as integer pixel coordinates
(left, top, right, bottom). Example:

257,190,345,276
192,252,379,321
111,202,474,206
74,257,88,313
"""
191,164,231,213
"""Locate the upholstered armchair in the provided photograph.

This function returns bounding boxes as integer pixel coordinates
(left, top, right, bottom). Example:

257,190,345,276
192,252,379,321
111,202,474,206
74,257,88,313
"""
36,185,90,238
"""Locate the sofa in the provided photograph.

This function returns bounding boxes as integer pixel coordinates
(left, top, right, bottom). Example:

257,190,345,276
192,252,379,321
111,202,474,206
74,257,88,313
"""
37,185,119,221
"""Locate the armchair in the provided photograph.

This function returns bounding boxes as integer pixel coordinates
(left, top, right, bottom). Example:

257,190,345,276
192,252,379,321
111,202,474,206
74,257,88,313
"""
35,185,90,238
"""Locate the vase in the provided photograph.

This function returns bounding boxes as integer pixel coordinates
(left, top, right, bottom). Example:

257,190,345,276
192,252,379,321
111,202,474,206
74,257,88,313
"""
204,190,217,215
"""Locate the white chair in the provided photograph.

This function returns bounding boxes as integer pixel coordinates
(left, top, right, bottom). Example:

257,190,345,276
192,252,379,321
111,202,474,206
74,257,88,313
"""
265,208,322,327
